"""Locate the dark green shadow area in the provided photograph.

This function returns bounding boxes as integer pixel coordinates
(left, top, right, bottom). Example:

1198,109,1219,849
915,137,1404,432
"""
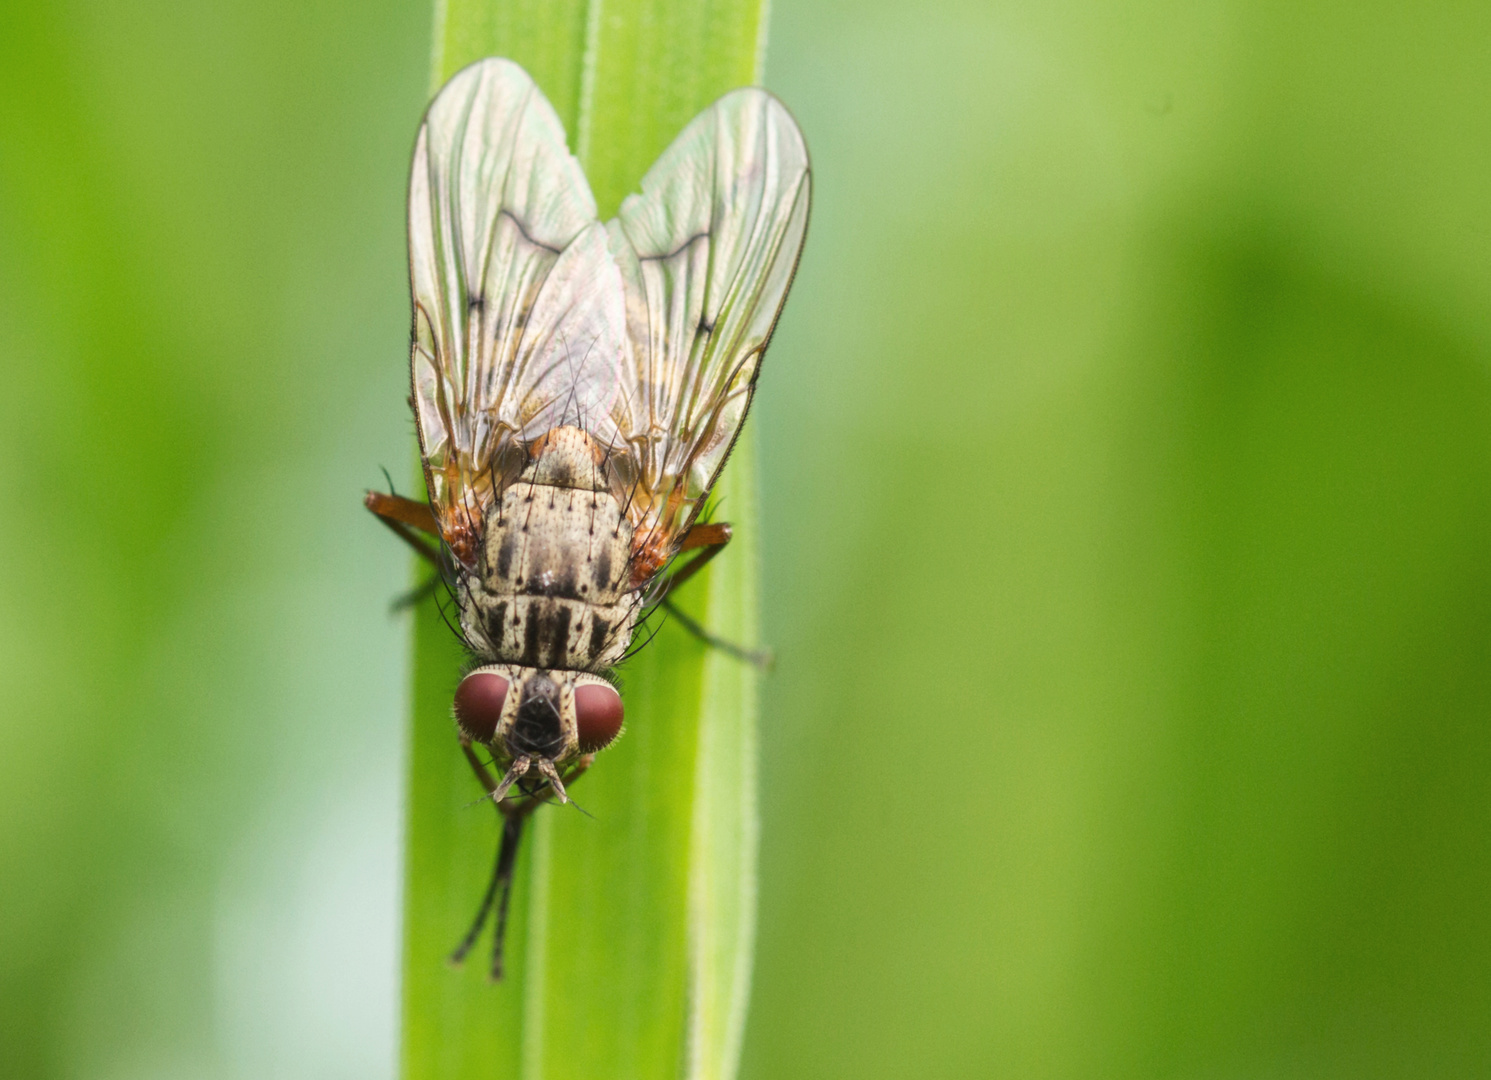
748,196,1491,1078
1096,227,1491,1078
745,2,1491,1074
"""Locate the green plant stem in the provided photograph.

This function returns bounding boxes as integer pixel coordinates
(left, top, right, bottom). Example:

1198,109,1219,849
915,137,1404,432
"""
401,4,768,1078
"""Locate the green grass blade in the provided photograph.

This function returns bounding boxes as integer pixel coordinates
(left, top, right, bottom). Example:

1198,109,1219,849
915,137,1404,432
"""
402,6,768,1078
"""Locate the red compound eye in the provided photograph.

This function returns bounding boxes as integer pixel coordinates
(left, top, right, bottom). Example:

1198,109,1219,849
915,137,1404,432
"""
454,671,509,743
575,683,624,752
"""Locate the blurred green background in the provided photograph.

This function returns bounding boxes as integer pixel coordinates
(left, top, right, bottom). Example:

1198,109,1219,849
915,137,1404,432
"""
4,0,1491,1078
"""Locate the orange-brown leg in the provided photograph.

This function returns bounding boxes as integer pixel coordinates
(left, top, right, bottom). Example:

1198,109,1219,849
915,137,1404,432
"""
365,490,442,566
366,490,440,534
657,522,733,597
653,522,773,670
677,521,731,552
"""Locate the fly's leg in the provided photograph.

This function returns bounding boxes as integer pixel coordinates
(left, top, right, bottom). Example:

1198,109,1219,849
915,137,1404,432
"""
662,599,774,670
366,490,448,609
459,742,593,812
657,522,732,596
485,812,525,981
448,811,526,981
655,522,774,671
365,490,443,567
460,741,506,812
450,742,594,980
451,742,530,980
365,489,440,536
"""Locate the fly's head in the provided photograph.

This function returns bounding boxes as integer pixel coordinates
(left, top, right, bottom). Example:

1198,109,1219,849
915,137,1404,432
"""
452,664,625,803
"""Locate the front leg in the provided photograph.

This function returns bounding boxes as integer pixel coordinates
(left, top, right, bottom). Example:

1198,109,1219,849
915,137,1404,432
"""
459,741,592,813
450,742,594,980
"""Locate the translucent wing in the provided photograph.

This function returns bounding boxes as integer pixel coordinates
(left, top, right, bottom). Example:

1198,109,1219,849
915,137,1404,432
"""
606,89,811,577
410,58,626,563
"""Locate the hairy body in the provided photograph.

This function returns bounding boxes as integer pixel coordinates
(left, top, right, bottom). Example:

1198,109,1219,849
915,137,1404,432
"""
459,426,639,673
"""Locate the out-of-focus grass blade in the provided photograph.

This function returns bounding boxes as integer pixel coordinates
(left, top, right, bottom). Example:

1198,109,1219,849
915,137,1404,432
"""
402,4,768,1078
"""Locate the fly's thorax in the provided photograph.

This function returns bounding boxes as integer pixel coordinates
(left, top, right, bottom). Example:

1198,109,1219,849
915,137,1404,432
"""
522,426,611,491
452,663,626,767
457,427,640,671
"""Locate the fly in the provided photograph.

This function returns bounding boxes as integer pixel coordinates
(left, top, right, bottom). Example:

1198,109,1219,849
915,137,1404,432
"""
365,57,811,979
